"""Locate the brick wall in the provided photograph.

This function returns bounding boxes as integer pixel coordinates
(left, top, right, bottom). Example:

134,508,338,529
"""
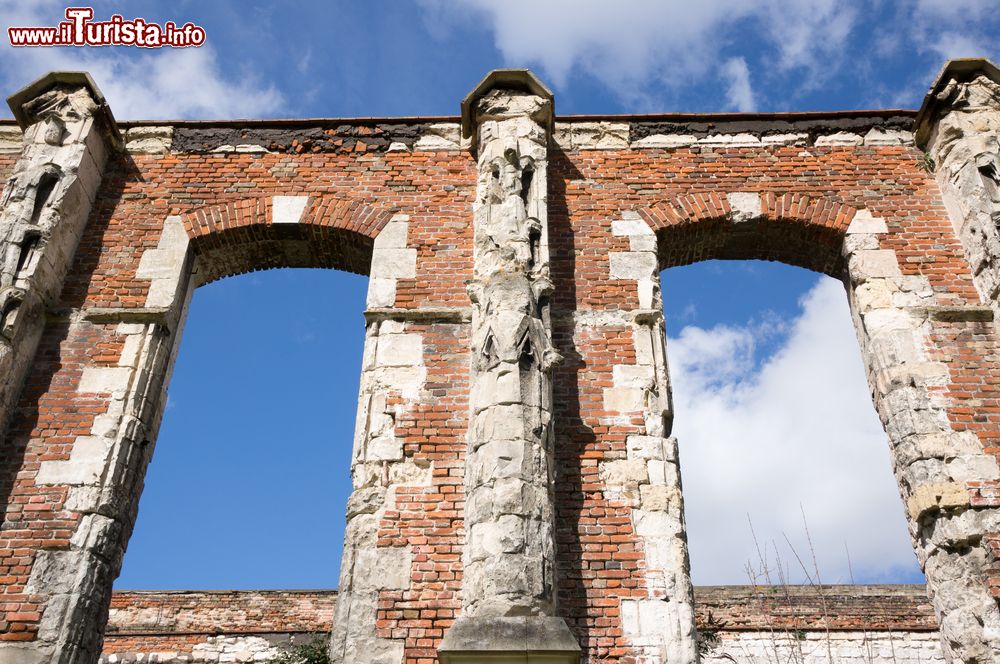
1,66,999,663
99,586,943,663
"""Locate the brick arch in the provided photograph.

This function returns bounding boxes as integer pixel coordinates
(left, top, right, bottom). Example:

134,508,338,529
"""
638,191,860,276
178,195,399,284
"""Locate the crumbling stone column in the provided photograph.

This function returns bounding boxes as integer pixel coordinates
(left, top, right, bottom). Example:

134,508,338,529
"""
438,71,580,663
842,209,1000,663
603,211,699,663
329,214,427,664
914,58,1000,662
918,59,1000,317
2,207,192,663
0,73,118,441
22,317,182,664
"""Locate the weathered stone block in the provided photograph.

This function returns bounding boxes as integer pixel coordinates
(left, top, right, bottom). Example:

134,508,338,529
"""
374,219,408,249
632,133,699,148
612,217,654,237
366,277,397,308
907,482,971,520
415,124,460,150
602,385,645,412
370,247,417,279
35,436,112,486
571,121,629,149
627,435,669,460
639,484,677,511
699,133,761,147
816,131,863,146
600,458,649,486
864,127,913,146
374,333,422,367
124,126,173,154
271,196,309,224
609,251,657,280
77,366,132,395
847,209,889,234
353,547,411,591
850,249,904,282
727,192,761,222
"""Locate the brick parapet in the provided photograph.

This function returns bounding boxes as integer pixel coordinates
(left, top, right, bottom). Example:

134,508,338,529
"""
105,590,336,637
693,585,938,632
99,586,937,651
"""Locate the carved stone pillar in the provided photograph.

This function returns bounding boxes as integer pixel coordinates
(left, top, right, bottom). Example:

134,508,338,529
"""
0,72,119,440
913,58,1000,663
918,59,1000,315
438,71,580,663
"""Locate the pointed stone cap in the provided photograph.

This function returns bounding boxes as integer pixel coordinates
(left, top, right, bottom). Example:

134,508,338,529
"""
915,58,1000,147
461,68,554,140
7,71,120,141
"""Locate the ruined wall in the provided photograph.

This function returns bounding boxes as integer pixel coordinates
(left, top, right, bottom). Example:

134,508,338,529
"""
97,587,944,664
0,63,999,664
101,590,336,662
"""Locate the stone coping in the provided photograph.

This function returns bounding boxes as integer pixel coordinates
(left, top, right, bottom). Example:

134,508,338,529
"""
0,110,920,154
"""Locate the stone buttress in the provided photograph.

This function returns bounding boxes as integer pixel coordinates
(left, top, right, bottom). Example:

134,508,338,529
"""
601,211,700,663
328,213,428,664
438,71,581,663
911,58,1000,662
0,73,118,441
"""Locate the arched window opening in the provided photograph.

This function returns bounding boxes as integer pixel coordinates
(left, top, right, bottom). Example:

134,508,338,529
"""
114,268,367,589
661,259,923,586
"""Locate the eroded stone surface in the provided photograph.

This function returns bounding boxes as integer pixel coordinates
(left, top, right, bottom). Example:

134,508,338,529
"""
328,314,427,664
124,126,173,154
461,88,562,621
843,215,1000,663
0,78,112,459
924,73,1000,311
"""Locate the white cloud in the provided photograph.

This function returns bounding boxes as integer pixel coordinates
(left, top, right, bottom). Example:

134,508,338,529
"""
906,0,999,65
418,0,858,107
422,0,1000,112
914,0,995,19
927,32,991,62
669,277,920,584
867,1,1000,108
722,57,756,112
0,1,284,120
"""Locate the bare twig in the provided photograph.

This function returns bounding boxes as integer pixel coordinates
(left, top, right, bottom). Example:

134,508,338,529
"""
846,542,877,664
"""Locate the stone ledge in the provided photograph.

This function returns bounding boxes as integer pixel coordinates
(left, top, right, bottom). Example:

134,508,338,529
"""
364,306,472,323
81,307,173,325
918,305,995,323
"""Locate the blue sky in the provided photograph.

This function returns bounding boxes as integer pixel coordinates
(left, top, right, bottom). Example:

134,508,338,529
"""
2,0,998,589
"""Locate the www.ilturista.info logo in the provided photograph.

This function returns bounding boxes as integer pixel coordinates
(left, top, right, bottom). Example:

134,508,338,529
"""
8,7,206,48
